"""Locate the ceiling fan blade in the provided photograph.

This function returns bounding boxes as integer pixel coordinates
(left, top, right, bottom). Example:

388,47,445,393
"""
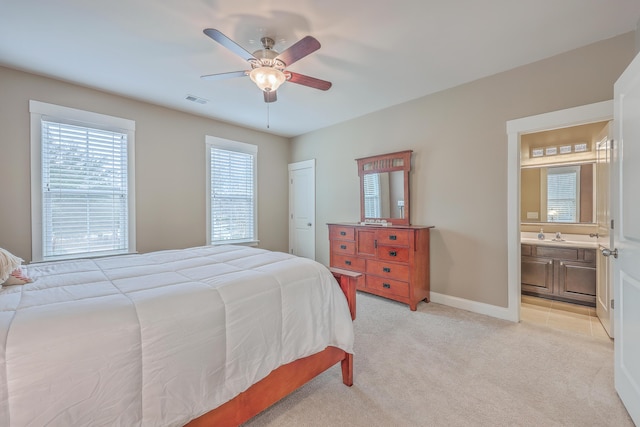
287,72,332,91
203,28,257,62
274,36,321,67
200,70,248,81
264,91,277,103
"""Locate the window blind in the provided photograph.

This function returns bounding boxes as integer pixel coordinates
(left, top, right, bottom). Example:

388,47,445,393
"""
547,167,578,222
363,173,381,218
209,147,255,243
41,120,129,258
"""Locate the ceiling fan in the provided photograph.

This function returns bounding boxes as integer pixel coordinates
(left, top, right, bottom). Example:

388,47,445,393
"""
201,28,332,103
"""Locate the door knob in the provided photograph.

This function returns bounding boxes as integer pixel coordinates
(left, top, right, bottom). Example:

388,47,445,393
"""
601,248,618,259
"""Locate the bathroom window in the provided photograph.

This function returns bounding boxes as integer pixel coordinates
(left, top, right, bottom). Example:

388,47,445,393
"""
547,165,580,222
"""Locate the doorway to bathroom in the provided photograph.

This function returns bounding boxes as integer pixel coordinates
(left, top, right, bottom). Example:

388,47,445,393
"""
506,101,614,338
519,121,611,339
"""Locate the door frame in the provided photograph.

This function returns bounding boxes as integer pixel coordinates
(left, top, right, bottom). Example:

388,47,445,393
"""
506,100,613,322
288,159,316,259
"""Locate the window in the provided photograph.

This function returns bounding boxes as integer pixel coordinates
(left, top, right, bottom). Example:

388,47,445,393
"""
30,101,135,261
363,173,381,218
547,165,580,223
206,136,257,245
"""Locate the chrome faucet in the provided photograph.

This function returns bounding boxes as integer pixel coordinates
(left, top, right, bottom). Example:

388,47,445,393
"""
553,231,564,241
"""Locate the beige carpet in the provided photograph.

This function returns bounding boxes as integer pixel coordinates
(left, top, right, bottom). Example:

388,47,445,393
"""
244,292,633,427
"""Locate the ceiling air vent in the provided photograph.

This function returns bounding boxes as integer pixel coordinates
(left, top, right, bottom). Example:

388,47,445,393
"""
185,94,208,104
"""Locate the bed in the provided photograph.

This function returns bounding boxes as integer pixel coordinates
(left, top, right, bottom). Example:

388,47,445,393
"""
0,245,358,426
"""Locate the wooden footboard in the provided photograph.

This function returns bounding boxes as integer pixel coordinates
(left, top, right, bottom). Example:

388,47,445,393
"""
184,268,360,427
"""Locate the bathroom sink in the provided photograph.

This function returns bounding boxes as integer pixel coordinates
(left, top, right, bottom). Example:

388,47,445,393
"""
520,233,599,248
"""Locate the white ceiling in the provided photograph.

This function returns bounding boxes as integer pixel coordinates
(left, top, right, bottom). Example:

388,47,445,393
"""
1,0,639,137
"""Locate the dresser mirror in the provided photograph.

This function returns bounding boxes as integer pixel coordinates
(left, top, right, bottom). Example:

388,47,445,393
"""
356,150,412,226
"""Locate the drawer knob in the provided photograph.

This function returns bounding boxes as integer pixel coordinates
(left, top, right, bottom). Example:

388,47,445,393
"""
340,231,346,236
345,260,352,266
340,245,347,250
389,235,397,240
383,267,391,273
383,283,391,289
389,251,397,257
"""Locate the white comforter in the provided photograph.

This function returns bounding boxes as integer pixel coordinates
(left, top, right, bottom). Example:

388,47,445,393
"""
0,245,354,426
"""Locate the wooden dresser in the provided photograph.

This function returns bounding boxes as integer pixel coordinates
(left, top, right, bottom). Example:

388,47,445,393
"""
328,223,433,310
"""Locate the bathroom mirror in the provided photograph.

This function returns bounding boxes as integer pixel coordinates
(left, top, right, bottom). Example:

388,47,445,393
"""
356,150,412,226
521,162,595,224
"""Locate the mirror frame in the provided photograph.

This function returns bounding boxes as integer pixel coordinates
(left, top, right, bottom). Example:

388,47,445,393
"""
356,150,412,226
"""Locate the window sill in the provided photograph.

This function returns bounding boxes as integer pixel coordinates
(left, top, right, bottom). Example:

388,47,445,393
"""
211,240,259,248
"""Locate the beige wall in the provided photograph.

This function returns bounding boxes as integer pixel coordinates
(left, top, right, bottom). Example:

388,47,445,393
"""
520,168,541,222
0,66,291,262
291,32,636,308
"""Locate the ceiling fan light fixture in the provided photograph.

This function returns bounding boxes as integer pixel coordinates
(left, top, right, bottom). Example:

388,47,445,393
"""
249,67,286,92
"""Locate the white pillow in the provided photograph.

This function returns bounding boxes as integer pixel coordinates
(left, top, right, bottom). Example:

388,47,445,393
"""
1,247,31,287
2,268,31,286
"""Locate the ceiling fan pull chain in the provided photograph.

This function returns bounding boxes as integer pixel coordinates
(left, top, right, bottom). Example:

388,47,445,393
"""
267,101,270,129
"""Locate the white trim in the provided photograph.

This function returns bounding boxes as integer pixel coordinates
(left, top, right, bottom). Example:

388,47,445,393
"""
206,135,257,155
430,292,514,321
505,100,613,322
29,100,135,131
287,159,315,171
29,100,136,262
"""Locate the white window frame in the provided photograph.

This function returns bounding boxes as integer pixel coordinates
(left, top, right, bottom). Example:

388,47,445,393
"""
546,165,581,223
206,136,258,246
30,100,136,262
363,173,382,219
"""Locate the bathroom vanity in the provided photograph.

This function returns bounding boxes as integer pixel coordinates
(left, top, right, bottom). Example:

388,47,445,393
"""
521,240,597,306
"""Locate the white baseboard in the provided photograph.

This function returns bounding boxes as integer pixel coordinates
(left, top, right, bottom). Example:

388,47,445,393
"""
430,292,518,322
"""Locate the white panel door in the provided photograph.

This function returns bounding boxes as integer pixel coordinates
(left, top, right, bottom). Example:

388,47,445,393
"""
288,160,315,259
595,126,613,338
612,50,640,425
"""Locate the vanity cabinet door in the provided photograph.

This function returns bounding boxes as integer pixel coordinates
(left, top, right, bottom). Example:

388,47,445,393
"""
556,260,597,303
521,256,554,295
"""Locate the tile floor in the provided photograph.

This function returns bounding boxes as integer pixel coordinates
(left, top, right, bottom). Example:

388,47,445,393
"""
521,294,611,340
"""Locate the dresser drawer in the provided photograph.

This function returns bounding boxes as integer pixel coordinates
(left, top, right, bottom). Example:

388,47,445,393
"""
366,275,409,298
366,259,410,281
329,226,355,241
376,229,411,246
331,254,365,271
377,245,409,263
331,240,355,255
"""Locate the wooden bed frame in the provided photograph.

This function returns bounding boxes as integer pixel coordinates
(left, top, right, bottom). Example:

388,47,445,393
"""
185,268,361,427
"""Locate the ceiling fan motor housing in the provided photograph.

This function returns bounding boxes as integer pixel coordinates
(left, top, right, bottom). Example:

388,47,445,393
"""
251,37,285,69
